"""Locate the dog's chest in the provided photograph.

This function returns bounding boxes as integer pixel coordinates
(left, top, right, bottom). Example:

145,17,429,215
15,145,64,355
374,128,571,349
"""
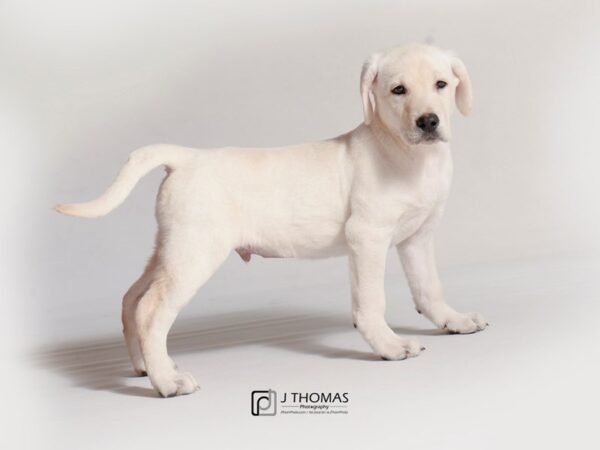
389,154,452,244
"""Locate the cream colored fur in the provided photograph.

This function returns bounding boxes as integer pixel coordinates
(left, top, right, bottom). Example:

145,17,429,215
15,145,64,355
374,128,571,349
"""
55,43,486,398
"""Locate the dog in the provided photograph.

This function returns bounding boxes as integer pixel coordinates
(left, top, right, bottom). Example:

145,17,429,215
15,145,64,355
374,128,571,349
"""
55,43,486,398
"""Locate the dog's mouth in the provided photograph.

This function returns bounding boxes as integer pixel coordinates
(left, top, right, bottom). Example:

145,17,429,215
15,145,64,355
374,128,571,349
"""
406,130,445,145
421,132,440,142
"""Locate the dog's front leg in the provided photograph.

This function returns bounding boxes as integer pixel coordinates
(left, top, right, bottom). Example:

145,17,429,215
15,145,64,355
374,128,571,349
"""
347,221,422,360
397,231,487,334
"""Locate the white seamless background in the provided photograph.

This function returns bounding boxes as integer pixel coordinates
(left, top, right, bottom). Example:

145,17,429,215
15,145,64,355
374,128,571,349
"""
1,0,599,448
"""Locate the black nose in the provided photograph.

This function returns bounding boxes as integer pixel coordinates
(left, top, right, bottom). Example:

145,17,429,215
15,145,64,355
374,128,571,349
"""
416,113,439,133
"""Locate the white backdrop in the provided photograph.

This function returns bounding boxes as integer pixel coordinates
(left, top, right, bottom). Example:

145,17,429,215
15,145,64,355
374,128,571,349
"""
1,0,600,446
4,0,600,340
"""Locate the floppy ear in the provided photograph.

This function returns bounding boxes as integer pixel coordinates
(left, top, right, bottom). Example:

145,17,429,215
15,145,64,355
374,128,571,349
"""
360,53,381,125
450,56,473,115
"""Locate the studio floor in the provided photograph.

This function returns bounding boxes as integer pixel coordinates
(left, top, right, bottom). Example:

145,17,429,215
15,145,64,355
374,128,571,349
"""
25,257,599,449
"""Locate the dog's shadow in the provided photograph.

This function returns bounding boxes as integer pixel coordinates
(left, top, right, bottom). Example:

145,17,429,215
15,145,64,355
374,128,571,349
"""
32,306,444,398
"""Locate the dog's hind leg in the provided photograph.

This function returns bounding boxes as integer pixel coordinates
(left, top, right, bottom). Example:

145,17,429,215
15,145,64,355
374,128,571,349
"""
135,231,231,397
122,252,158,376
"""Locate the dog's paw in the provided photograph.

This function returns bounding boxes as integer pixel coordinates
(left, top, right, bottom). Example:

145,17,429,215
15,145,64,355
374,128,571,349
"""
375,335,423,361
356,315,424,360
151,371,200,398
443,312,487,334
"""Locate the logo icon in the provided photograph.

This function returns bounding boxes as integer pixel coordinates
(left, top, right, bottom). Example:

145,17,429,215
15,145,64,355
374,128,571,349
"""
251,390,277,416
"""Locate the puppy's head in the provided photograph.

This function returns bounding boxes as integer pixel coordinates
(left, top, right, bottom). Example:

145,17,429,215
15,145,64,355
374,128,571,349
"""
360,44,472,145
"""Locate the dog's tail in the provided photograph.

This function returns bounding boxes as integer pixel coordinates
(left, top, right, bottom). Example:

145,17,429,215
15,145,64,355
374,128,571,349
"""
54,144,192,218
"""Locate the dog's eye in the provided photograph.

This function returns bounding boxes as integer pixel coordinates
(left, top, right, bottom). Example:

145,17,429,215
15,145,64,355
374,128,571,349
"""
436,80,447,89
391,85,407,95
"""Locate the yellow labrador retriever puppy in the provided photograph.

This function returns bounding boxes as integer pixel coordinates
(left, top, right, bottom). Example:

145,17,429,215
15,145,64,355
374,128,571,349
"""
56,43,486,398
